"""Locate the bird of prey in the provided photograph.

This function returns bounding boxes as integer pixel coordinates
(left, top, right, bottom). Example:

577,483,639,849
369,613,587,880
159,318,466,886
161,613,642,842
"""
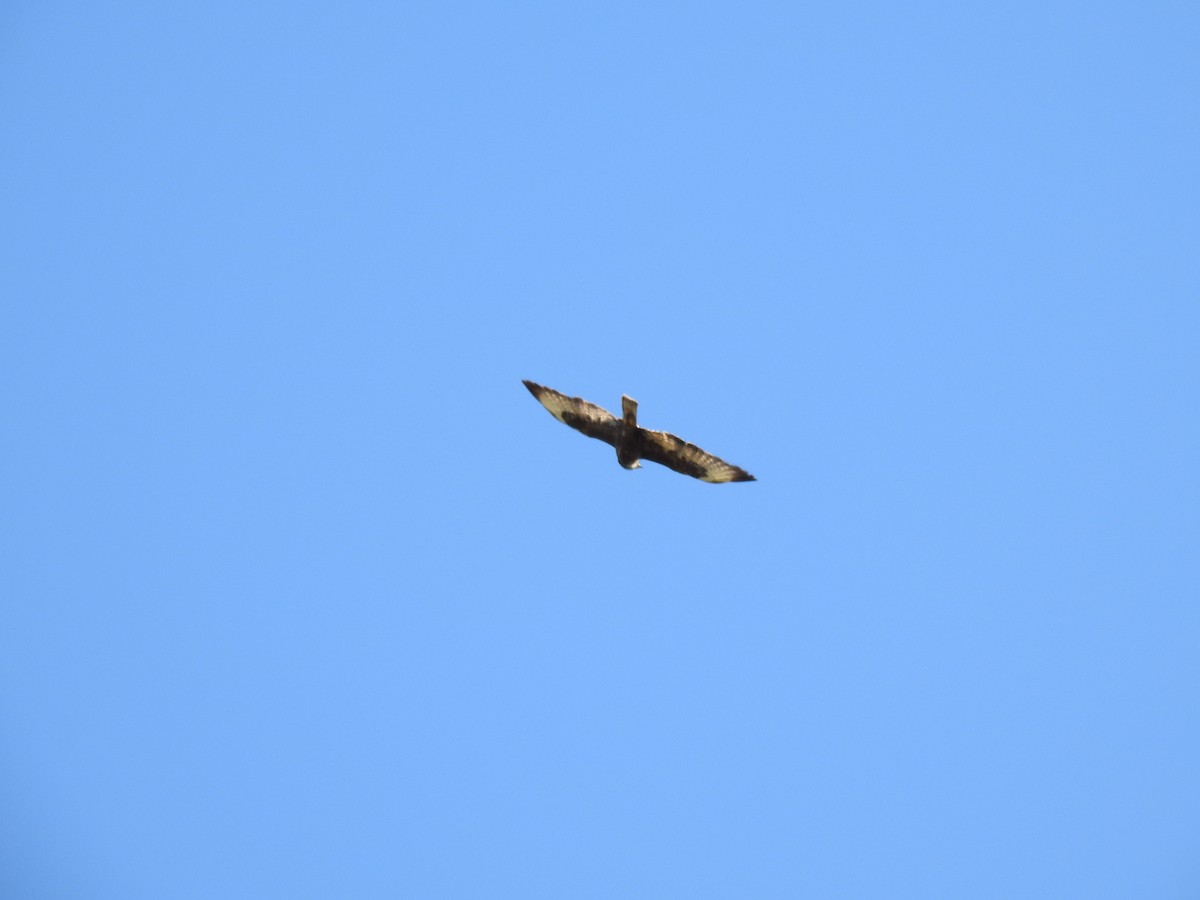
522,380,755,483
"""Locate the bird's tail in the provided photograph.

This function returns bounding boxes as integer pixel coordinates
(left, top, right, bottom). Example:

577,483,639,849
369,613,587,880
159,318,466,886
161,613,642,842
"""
621,395,638,428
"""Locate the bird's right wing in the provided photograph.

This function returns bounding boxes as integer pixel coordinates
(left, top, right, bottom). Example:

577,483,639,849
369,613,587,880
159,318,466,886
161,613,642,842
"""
523,380,621,446
638,428,756,483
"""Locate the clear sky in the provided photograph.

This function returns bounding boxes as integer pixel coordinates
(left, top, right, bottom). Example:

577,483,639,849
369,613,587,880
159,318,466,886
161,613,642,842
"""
2,2,1198,898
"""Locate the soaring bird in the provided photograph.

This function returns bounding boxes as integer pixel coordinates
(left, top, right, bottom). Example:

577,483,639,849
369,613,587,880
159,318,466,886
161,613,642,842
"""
522,380,755,483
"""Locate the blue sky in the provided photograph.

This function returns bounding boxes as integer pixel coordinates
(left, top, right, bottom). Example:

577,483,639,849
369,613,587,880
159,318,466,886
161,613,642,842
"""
2,2,1198,897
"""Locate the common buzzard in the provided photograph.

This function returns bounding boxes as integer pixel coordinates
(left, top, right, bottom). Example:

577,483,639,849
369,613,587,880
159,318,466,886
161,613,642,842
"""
522,380,756,483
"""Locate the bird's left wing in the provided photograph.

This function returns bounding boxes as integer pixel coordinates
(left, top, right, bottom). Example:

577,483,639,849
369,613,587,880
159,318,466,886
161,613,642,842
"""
639,429,756,483
523,380,621,446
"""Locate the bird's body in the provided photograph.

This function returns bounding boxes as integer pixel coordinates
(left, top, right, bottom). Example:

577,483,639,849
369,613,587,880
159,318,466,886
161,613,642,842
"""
522,380,755,483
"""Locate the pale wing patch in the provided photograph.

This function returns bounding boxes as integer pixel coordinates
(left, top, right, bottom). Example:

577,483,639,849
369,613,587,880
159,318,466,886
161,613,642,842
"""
698,462,749,483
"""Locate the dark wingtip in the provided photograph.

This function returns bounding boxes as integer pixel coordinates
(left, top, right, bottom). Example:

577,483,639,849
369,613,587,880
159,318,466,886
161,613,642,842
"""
522,379,542,397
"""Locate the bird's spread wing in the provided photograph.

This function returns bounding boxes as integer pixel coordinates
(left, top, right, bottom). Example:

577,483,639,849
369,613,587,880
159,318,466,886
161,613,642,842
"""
523,380,621,446
638,429,756,483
